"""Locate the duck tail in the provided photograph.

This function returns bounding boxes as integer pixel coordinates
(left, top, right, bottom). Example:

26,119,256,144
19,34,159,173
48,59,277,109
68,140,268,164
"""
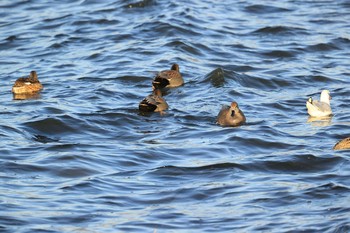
139,101,157,112
152,76,170,89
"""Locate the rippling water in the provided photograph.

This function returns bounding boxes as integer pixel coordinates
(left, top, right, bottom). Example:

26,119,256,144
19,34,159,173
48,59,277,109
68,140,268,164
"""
1,0,350,232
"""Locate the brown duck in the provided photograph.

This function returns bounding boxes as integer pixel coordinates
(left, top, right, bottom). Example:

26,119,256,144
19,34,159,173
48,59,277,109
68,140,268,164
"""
217,102,246,127
12,71,43,94
333,137,350,150
152,64,184,89
139,89,168,113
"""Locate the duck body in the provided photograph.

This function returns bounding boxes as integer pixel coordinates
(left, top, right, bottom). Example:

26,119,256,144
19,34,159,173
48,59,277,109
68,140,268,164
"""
139,89,168,113
12,71,43,94
306,90,332,117
217,102,246,127
152,64,184,89
334,137,350,150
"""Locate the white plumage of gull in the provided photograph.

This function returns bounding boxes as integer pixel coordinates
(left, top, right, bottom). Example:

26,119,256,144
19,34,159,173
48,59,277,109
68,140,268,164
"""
306,90,332,117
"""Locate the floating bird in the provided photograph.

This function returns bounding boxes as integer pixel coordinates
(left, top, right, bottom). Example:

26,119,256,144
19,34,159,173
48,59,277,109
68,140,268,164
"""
12,71,43,94
333,137,350,150
152,64,184,89
139,89,168,113
306,90,332,117
217,101,246,127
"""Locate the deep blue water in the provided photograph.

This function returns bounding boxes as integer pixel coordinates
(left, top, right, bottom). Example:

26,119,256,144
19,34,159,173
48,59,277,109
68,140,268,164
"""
1,0,350,232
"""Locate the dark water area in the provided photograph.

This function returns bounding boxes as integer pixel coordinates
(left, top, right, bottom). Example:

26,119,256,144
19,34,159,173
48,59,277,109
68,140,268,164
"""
1,0,350,232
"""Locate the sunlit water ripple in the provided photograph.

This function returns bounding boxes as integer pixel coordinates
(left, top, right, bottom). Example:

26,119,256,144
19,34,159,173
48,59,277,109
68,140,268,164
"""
1,0,350,232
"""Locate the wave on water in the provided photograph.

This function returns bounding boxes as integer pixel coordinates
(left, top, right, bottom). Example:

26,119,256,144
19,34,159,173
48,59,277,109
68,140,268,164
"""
252,26,307,36
244,4,292,14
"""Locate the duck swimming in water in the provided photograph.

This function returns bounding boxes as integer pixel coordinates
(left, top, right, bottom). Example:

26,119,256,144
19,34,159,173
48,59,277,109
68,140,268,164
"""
333,137,350,151
139,89,168,113
12,71,43,94
152,64,184,89
217,101,246,127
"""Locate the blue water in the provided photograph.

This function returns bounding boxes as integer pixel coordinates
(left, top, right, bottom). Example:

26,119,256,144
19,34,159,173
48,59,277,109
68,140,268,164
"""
1,0,350,232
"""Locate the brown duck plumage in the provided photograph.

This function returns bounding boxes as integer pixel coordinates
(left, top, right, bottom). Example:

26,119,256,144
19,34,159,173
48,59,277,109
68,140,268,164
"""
333,137,350,150
152,64,184,89
139,89,168,112
217,102,246,127
12,71,43,94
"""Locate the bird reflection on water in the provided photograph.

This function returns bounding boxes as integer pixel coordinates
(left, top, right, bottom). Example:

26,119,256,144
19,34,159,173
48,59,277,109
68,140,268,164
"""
307,116,332,127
